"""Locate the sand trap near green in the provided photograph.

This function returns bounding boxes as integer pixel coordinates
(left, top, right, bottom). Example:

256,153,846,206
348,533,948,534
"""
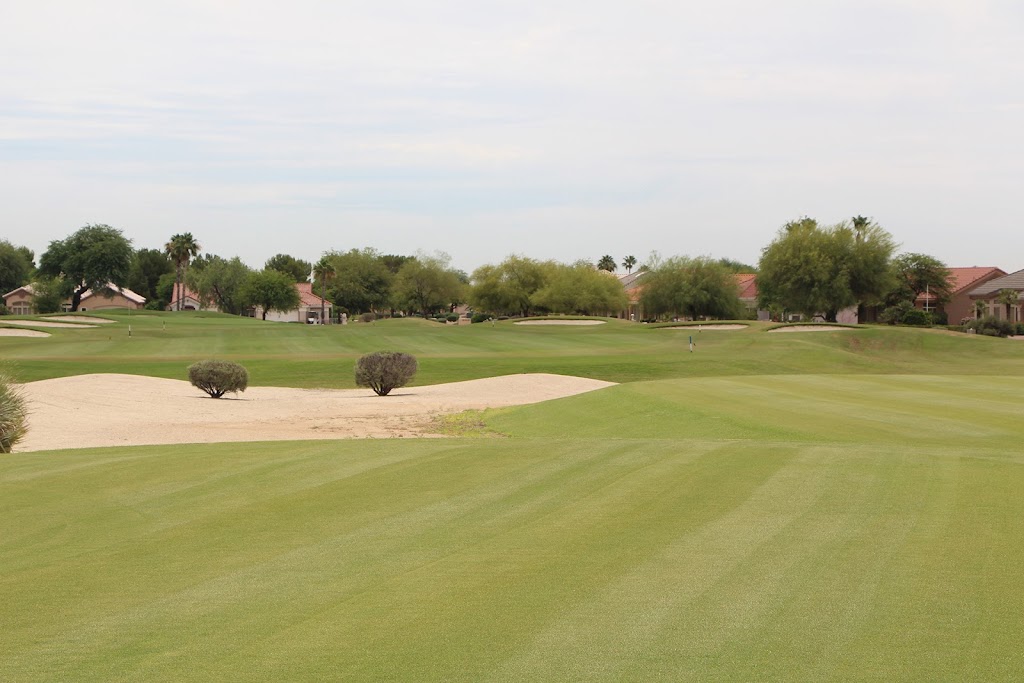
17,372,615,451
1,320,96,329
45,315,115,324
514,319,606,325
768,325,855,332
0,328,50,337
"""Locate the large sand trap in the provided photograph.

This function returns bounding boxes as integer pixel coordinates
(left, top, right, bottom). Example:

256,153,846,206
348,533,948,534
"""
664,324,747,330
17,373,616,452
0,328,51,338
1,320,97,329
46,315,116,324
515,320,605,326
768,325,855,332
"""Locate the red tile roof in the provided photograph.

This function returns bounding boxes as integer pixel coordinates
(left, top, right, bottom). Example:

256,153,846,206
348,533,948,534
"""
297,282,332,307
734,273,758,300
917,267,1005,301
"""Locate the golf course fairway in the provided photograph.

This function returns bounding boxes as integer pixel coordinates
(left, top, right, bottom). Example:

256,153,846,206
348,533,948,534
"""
2,314,1023,680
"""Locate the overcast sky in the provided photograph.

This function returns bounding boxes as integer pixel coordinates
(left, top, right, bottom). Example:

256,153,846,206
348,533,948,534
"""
2,0,1022,273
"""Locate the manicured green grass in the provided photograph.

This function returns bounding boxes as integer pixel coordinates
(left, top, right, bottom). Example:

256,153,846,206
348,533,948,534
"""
4,314,1024,679
2,374,1024,680
3,310,1024,386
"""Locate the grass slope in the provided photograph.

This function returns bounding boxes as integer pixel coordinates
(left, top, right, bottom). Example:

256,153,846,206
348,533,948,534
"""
3,311,1024,386
2,374,1024,680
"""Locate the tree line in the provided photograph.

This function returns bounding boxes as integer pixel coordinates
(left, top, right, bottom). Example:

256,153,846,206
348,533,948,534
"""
0,218,977,323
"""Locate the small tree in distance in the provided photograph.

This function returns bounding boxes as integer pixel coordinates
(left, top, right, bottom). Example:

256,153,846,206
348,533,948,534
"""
355,351,418,396
597,255,616,272
188,360,249,398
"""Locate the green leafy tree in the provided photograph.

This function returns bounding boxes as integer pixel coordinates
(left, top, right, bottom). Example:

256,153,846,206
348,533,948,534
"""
379,254,415,274
597,255,617,272
126,248,174,304
716,258,758,273
757,217,895,322
241,269,301,320
264,253,313,283
30,275,65,314
531,262,628,315
622,255,637,274
187,255,253,314
0,240,34,294
322,248,394,314
640,256,743,320
888,253,952,306
393,252,465,317
163,233,201,311
38,224,133,311
469,255,550,317
313,256,336,323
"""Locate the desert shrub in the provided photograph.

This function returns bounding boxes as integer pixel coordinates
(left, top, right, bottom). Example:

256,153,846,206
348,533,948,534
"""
931,310,948,325
0,304,8,316
187,360,249,398
471,312,490,324
965,316,1015,338
901,308,933,326
354,351,418,396
446,313,459,322
1016,323,1024,336
359,312,376,323
0,374,28,453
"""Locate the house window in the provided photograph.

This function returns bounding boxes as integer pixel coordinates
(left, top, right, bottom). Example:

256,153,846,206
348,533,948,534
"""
11,302,31,315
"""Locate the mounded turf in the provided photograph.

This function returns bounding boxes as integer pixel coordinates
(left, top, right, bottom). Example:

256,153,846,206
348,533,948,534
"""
3,310,1024,386
3,315,1024,680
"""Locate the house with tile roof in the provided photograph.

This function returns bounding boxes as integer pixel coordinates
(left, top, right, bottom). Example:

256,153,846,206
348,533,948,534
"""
167,286,213,312
617,271,647,320
258,282,333,323
78,284,146,311
3,283,145,313
914,267,1006,324
968,268,1024,322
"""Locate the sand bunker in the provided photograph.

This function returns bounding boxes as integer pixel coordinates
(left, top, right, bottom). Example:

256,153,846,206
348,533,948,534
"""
46,316,115,324
768,325,855,332
17,373,616,452
515,320,605,326
1,320,96,329
0,328,51,338
664,324,747,330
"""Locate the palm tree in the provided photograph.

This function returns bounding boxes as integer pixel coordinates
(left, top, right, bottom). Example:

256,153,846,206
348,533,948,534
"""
313,256,336,324
597,255,616,272
622,255,637,274
164,233,201,310
997,288,1019,322
974,299,988,320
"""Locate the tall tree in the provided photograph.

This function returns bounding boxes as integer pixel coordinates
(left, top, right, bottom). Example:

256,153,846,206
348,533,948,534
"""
241,269,301,320
38,224,133,311
622,255,637,274
888,253,952,306
757,217,895,322
126,248,174,304
313,256,336,324
597,255,617,272
469,255,550,317
716,258,758,273
164,233,201,311
531,262,628,315
188,255,253,314
0,240,34,294
322,248,394,314
640,256,743,320
264,253,313,283
393,252,465,317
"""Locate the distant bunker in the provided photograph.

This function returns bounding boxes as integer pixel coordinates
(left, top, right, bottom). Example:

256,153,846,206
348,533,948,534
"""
514,320,606,326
